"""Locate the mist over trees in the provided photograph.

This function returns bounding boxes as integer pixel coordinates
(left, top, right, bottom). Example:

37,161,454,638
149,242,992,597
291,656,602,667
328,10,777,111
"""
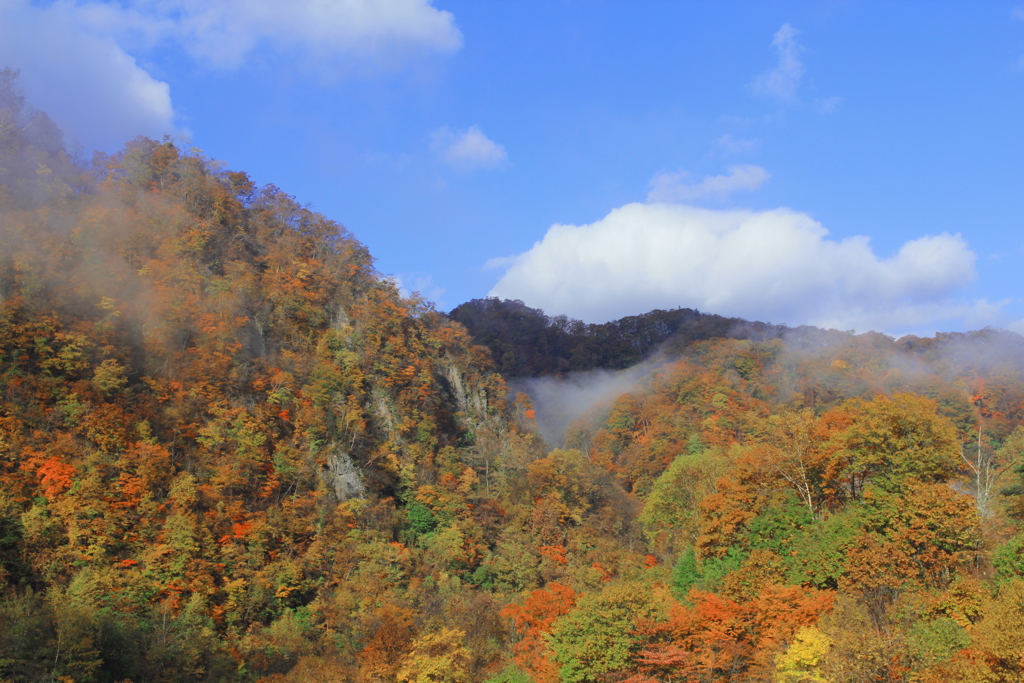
6,69,1024,682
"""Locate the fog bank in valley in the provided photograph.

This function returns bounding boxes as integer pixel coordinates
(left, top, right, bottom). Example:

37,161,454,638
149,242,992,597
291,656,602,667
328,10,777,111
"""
512,362,657,448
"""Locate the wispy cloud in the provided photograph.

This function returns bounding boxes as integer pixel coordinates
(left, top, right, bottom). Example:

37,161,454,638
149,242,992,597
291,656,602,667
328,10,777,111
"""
751,23,843,111
817,96,844,114
389,273,447,309
714,134,759,155
752,23,806,103
158,0,463,70
1011,8,1024,70
431,125,508,172
647,165,770,203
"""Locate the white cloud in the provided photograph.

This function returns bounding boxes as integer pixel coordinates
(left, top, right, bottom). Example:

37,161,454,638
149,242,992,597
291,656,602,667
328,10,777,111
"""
0,0,462,150
154,0,463,70
389,273,446,309
715,134,759,155
483,254,518,271
817,95,843,114
753,23,806,103
0,0,174,150
1013,10,1024,70
647,165,770,203
431,125,507,172
488,202,981,334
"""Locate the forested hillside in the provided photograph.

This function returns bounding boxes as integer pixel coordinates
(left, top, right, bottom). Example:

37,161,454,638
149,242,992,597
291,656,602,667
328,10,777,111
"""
448,298,788,378
0,71,534,681
6,70,1024,682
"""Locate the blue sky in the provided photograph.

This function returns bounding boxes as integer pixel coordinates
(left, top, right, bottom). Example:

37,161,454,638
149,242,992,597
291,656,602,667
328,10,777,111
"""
3,1,1024,335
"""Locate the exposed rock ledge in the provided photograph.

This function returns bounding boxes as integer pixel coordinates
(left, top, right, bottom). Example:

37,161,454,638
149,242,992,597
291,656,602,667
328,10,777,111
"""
320,447,365,502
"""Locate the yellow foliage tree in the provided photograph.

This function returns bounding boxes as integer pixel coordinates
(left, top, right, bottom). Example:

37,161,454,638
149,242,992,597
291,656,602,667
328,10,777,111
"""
775,625,832,683
395,627,471,683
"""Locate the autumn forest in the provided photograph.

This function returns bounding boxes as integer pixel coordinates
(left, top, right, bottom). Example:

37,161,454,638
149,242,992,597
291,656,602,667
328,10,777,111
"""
5,69,1024,682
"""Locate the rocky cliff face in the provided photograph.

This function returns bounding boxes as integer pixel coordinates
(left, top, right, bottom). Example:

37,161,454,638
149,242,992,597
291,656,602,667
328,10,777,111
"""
442,360,489,423
321,447,366,502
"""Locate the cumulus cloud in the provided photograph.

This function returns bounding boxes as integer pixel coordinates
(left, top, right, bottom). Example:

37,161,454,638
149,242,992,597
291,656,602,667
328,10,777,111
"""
647,165,770,203
431,125,507,172
488,202,981,334
0,0,174,150
753,23,806,103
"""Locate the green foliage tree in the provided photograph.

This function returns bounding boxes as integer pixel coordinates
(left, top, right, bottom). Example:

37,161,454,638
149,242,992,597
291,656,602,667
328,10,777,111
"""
485,664,535,683
671,547,700,600
786,508,863,589
548,582,664,683
639,449,722,552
